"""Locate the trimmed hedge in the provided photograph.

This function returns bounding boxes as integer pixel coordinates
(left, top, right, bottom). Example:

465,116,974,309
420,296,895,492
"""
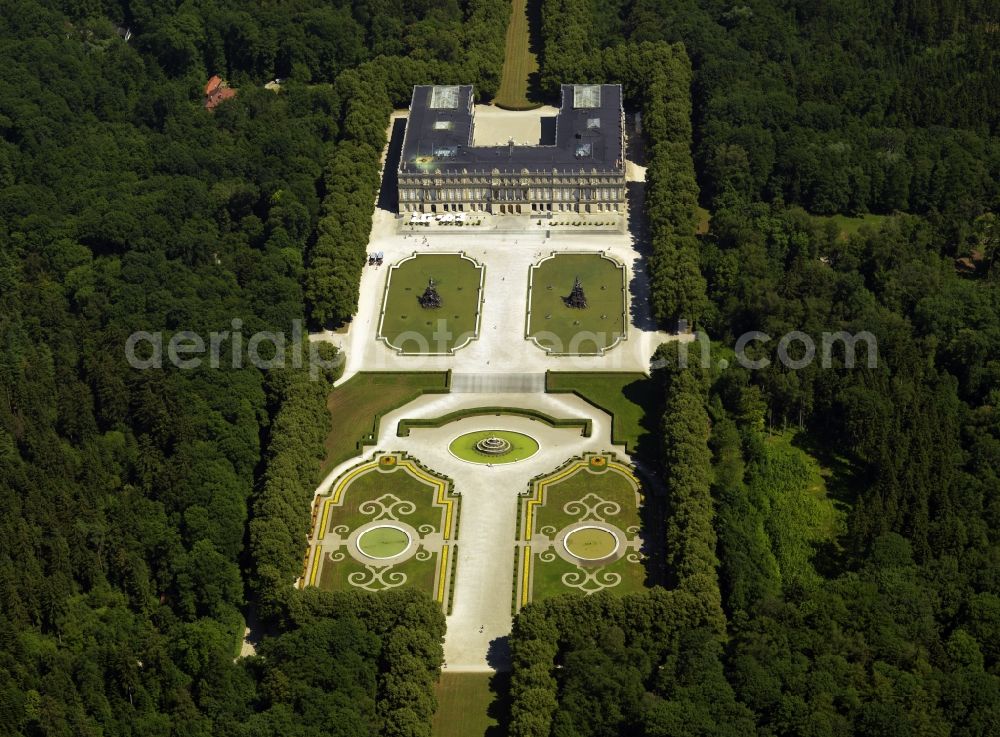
537,0,708,328
396,406,592,438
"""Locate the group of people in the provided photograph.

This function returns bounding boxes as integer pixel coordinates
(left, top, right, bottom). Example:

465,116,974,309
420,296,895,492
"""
367,252,384,266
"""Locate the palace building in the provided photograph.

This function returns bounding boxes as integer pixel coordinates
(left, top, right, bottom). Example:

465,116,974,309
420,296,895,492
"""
397,84,626,214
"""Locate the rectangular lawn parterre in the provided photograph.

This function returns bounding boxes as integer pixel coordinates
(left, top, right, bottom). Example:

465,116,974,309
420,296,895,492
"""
546,371,660,458
527,253,626,355
378,254,483,355
322,372,449,472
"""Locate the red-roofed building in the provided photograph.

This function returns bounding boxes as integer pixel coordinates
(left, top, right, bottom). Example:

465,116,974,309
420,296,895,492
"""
204,75,236,110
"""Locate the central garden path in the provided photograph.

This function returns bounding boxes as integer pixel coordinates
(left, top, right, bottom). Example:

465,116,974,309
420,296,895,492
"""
312,391,622,671
495,0,539,109
318,223,685,386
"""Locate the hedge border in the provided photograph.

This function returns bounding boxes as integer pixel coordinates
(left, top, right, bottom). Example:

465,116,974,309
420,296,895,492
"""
396,406,592,438
511,545,521,616
446,543,460,615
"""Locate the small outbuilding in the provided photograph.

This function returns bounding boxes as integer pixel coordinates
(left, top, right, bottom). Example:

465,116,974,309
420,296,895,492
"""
204,75,237,110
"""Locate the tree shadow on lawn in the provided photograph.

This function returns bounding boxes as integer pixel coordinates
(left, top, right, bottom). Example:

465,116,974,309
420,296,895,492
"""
486,636,511,672
622,374,666,588
622,374,662,464
638,492,668,588
524,0,546,104
539,115,557,144
484,671,512,737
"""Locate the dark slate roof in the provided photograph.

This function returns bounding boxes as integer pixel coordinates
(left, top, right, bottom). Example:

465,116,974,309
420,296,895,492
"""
399,84,624,176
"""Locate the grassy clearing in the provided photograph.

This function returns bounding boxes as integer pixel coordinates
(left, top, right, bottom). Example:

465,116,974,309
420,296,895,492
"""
495,0,539,109
817,212,888,239
527,254,626,355
750,430,847,586
770,433,843,543
546,372,659,459
448,429,540,464
378,254,483,354
696,206,711,235
697,206,886,240
432,673,509,737
837,213,887,237
322,372,449,472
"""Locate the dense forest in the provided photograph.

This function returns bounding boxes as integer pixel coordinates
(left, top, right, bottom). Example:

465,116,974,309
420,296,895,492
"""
545,0,999,224
506,1,1000,736
3,0,1000,735
0,1,506,735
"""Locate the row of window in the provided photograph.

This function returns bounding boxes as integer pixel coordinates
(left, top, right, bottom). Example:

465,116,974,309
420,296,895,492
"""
400,201,623,213
400,176,623,187
400,188,624,202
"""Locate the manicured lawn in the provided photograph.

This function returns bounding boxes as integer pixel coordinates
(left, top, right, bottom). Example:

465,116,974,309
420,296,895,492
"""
357,526,410,558
531,551,646,602
330,466,446,535
546,372,659,458
527,253,626,355
494,0,539,109
318,547,436,594
565,527,618,559
522,456,648,604
533,466,641,534
378,254,483,354
432,673,509,737
448,429,540,464
322,372,449,472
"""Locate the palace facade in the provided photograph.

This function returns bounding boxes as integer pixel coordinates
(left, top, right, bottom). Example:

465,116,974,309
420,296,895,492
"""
397,84,626,214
